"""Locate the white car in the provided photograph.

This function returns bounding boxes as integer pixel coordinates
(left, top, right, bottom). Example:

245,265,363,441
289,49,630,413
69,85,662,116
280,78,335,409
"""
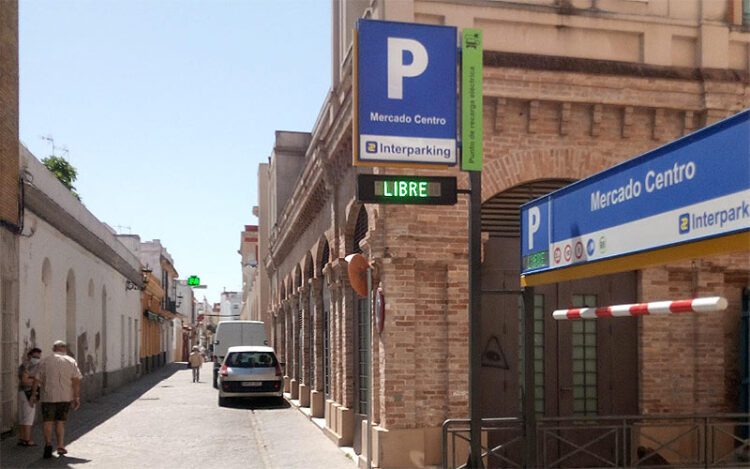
217,345,283,406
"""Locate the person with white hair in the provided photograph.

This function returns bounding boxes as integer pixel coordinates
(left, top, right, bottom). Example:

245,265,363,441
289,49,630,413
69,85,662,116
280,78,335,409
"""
188,345,204,383
31,340,82,459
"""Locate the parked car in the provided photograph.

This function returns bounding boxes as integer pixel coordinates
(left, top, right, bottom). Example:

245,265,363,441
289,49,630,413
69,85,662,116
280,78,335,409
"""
217,345,283,406
212,320,267,389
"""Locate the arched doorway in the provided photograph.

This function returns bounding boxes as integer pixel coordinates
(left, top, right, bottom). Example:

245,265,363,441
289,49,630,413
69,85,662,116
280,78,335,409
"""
65,269,76,359
350,205,369,455
304,253,314,388
481,180,638,465
320,240,331,399
101,286,108,388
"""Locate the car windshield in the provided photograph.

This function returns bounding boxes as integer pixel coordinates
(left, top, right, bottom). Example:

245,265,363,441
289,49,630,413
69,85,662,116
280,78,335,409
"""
225,351,276,368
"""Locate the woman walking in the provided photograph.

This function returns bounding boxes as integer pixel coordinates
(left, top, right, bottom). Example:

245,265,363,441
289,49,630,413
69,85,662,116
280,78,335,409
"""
17,347,42,447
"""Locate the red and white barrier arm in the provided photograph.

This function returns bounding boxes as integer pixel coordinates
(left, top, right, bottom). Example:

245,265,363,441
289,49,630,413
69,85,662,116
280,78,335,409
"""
552,296,728,320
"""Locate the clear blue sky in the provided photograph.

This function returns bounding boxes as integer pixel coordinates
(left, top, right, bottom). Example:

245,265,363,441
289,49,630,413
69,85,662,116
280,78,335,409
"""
19,1,331,305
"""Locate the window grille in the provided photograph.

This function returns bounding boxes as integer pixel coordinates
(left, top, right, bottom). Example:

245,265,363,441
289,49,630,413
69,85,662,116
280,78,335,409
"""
572,294,598,416
519,294,545,414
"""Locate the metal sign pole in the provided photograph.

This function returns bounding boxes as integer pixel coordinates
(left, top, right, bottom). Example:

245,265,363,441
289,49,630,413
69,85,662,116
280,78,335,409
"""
469,170,484,468
367,266,373,469
522,286,537,467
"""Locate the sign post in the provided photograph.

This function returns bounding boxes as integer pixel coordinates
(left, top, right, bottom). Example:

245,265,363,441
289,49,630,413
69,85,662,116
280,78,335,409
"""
461,28,485,469
354,19,489,467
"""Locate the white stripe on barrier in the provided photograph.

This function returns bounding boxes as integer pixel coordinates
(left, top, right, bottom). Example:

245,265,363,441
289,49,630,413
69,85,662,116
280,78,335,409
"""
552,296,728,320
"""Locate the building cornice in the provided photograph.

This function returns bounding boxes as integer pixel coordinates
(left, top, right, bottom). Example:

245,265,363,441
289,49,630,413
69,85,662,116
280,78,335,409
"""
267,65,355,268
25,183,144,287
484,51,750,84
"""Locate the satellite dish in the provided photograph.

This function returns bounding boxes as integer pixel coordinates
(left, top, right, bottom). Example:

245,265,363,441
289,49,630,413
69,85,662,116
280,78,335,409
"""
346,253,369,297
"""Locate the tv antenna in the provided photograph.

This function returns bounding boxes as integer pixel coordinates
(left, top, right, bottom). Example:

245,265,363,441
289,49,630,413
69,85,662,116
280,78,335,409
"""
40,135,69,158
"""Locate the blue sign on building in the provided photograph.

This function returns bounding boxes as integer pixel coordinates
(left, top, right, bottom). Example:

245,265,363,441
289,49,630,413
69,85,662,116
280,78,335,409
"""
521,110,750,281
355,19,457,167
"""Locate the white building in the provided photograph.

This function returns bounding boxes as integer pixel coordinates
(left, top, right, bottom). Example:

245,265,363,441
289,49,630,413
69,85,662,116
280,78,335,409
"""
220,291,242,321
239,224,259,321
18,145,142,398
120,237,182,365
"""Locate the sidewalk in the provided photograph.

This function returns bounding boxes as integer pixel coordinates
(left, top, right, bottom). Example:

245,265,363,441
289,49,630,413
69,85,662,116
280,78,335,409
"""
1,362,356,469
0,363,180,469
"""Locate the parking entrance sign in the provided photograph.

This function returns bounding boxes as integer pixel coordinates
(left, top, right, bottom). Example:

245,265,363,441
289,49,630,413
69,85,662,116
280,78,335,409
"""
520,110,750,286
354,19,457,168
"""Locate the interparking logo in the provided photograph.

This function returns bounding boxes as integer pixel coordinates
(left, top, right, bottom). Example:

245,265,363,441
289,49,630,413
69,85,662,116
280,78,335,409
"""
587,239,595,256
678,213,690,234
365,141,378,153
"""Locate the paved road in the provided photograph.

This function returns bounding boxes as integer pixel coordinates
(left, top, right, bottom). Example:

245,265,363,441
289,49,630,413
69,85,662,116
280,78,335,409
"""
1,362,355,469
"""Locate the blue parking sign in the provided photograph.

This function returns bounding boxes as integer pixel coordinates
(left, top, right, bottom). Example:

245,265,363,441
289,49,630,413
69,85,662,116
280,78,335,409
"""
355,19,457,167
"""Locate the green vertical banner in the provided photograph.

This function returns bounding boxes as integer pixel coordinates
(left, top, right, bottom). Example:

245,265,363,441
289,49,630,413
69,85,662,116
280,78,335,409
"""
461,28,483,172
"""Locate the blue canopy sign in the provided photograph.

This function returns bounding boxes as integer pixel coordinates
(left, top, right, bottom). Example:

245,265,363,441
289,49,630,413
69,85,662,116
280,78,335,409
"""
353,19,457,168
520,110,750,286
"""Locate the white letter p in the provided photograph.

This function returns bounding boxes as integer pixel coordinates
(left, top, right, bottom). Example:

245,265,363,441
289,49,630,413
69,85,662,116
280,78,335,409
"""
387,37,428,100
528,207,541,250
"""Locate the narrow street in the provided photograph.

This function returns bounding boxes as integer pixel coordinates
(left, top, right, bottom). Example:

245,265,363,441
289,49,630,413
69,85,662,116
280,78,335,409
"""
0,363,354,469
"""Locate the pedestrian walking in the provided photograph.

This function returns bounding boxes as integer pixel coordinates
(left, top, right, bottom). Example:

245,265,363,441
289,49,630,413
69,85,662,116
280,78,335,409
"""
17,347,42,447
189,345,204,383
31,340,82,459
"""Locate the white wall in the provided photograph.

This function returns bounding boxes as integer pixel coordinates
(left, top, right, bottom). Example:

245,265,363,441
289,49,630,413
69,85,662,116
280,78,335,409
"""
18,149,141,376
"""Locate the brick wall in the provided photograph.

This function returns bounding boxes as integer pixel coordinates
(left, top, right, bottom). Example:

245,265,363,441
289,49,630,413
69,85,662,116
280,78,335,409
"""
0,0,18,226
640,253,750,414
0,0,19,434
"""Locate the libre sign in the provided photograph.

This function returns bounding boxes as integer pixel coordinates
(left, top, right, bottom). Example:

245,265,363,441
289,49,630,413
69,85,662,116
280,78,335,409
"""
357,174,457,205
520,110,750,285
354,19,457,168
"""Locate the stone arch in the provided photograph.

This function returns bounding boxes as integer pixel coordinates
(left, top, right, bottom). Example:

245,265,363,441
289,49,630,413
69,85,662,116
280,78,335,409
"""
65,269,77,359
41,258,51,286
40,258,52,349
482,179,574,238
344,203,369,255
315,236,331,277
481,147,621,204
294,264,303,290
101,285,108,379
303,252,315,283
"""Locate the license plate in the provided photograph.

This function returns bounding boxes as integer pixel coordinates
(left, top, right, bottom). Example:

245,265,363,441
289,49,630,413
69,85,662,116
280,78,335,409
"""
241,381,262,387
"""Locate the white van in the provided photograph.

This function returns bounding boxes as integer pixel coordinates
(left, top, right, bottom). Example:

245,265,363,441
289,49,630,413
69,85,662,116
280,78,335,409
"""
212,320,267,388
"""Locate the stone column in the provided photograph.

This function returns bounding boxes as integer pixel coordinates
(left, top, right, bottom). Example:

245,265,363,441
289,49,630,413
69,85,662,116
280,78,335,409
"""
298,285,311,407
309,276,324,417
289,292,300,400
282,300,291,393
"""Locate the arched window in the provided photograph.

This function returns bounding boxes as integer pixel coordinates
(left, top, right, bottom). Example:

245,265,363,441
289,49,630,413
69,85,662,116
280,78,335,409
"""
352,206,368,254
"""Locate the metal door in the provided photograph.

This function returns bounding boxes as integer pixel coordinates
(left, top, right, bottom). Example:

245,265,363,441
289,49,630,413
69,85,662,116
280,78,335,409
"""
480,237,637,467
353,295,369,455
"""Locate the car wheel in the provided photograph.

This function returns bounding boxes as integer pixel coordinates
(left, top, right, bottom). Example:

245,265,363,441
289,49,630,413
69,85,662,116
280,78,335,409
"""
213,369,218,389
218,394,228,407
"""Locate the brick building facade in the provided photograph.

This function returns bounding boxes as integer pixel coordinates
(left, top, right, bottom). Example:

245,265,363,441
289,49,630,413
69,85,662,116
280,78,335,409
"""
261,1,750,467
0,0,19,434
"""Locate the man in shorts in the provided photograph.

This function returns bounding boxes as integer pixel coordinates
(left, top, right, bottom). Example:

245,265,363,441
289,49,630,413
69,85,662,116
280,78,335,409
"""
31,340,82,459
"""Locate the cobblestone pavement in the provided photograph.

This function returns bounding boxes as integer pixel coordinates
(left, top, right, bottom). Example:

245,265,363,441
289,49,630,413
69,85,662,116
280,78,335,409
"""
0,363,355,469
